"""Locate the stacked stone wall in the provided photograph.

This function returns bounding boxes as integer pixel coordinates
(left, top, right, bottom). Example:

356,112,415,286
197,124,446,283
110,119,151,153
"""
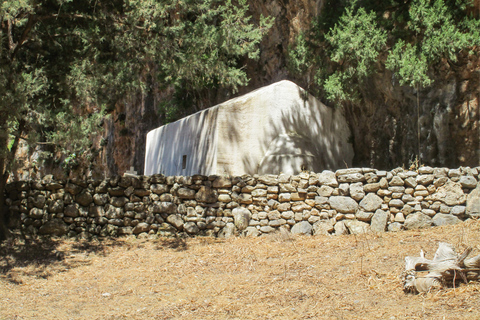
4,167,480,239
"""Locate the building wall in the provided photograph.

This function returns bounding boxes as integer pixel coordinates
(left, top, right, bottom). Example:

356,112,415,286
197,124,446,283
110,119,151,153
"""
144,106,218,176
145,80,354,176
5,166,479,239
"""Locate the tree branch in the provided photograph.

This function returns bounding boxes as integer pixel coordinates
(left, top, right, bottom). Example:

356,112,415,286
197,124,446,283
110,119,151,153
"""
11,14,36,61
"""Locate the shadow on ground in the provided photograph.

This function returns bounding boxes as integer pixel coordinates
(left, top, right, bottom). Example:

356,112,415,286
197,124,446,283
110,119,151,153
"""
0,237,131,284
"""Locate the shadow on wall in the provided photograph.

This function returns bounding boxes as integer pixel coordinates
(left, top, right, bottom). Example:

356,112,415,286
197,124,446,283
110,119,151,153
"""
145,107,218,176
224,85,352,175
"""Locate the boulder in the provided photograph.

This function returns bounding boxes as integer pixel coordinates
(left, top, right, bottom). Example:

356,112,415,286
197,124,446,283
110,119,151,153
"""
166,214,184,229
218,222,236,238
38,219,68,236
432,213,462,226
426,180,466,206
312,220,334,235
133,222,150,234
76,191,93,206
291,221,312,235
359,193,383,212
371,209,389,232
329,196,358,214
183,222,200,234
344,220,370,234
404,213,432,230
233,207,251,231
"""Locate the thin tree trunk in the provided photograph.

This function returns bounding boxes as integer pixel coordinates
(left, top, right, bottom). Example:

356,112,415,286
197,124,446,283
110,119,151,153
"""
0,120,25,241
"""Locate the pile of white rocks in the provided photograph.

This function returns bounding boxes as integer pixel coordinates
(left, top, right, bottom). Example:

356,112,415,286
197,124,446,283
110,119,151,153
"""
4,166,480,239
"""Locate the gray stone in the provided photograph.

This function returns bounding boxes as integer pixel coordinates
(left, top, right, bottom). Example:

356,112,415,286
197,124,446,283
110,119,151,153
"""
404,213,432,230
350,182,365,201
38,219,68,236
371,209,388,232
76,191,93,207
259,226,275,233
312,220,334,235
389,199,404,208
418,166,434,174
318,171,338,187
48,199,64,213
65,183,82,195
195,186,218,203
330,196,358,214
344,220,370,234
416,174,435,185
460,176,478,189
93,193,109,206
389,176,404,186
105,205,123,219
421,209,436,217
466,184,480,218
317,185,334,197
132,222,150,234
363,183,380,193
166,214,184,229
258,175,278,186
151,184,169,195
432,213,462,226
64,204,79,218
337,173,365,183
213,176,232,188
177,188,196,199
387,222,404,232
183,222,200,234
334,221,348,235
426,180,466,206
233,207,251,231
359,193,383,212
291,221,312,235
220,222,236,237
355,210,373,222
244,226,260,237
110,196,128,207
404,177,417,188
451,205,466,216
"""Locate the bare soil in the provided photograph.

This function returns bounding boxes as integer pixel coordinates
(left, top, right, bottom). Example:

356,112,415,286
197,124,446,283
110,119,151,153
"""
1,220,480,320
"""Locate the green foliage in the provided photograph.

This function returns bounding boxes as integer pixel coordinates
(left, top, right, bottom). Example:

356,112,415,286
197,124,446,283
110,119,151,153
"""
289,0,479,102
322,3,387,101
0,0,273,179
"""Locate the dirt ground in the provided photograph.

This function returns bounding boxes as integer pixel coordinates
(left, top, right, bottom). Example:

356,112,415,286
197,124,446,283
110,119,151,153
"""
1,220,480,320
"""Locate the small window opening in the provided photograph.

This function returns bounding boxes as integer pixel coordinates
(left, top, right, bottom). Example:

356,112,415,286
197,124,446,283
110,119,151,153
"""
182,155,187,170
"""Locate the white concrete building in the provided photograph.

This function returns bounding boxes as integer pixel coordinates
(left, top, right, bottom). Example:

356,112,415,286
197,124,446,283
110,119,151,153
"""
144,80,353,176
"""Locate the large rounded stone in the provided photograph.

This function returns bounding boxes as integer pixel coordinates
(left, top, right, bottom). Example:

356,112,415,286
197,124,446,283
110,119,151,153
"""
312,220,334,235
329,196,358,213
233,207,251,231
218,222,235,238
64,204,79,218
359,193,383,212
183,222,199,234
133,222,150,234
432,213,462,226
38,219,68,236
167,214,184,229
76,191,93,207
350,182,365,201
291,221,312,235
344,220,370,234
404,212,432,230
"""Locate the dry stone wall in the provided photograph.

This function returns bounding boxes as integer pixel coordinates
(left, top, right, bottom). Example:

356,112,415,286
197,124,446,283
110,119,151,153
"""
4,167,480,239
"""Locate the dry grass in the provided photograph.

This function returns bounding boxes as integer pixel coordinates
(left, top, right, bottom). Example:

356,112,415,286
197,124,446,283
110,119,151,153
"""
1,220,480,320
